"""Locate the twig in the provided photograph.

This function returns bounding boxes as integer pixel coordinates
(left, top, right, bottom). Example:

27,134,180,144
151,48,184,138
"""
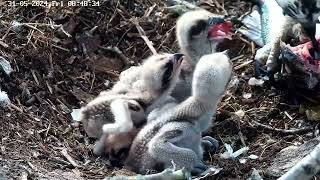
251,41,255,54
60,148,80,168
31,70,40,86
107,168,190,180
284,111,294,120
158,26,175,51
132,18,157,55
237,35,252,46
234,60,253,70
23,24,44,35
1,21,68,41
46,81,53,94
212,0,228,15
115,26,133,47
251,120,313,135
230,55,244,62
27,27,35,45
0,40,9,48
89,72,95,93
145,4,157,17
167,0,199,9
9,103,24,113
27,161,38,171
1,26,12,41
59,26,72,38
51,44,70,52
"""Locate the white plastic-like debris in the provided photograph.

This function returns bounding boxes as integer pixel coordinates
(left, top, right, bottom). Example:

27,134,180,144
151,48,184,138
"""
11,20,23,32
232,147,249,158
248,168,263,180
228,76,240,92
316,23,320,39
239,158,247,164
235,110,245,118
0,90,11,107
225,143,233,154
220,143,233,159
104,80,111,88
71,108,83,122
248,77,264,86
262,76,270,81
238,155,259,164
0,57,13,75
248,154,259,160
193,166,223,180
220,144,249,159
243,93,252,99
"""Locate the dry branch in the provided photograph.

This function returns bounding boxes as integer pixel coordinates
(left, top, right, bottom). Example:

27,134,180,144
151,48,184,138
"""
234,60,253,70
167,0,199,9
61,149,80,168
132,18,158,55
251,120,313,135
107,168,190,180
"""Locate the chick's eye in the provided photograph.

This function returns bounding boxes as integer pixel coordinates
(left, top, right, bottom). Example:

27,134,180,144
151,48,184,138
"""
189,20,207,38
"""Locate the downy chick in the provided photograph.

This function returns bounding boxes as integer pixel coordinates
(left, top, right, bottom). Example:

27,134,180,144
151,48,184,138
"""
99,65,143,96
80,53,183,158
110,10,232,103
275,0,320,59
125,52,232,175
172,9,233,102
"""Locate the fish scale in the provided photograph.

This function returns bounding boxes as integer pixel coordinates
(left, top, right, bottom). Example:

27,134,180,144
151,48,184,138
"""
239,0,286,46
258,0,286,45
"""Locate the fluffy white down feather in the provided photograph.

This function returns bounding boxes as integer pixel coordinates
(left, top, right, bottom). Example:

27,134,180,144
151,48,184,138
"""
0,90,10,107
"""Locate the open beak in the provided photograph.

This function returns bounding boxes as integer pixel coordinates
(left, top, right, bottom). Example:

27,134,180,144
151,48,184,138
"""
208,21,233,41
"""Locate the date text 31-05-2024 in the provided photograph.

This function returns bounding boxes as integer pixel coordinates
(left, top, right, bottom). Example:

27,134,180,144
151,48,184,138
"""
4,1,101,7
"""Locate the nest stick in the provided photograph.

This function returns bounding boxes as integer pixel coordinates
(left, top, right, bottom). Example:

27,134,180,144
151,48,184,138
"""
132,18,158,55
251,120,313,135
167,0,199,9
108,168,190,180
61,148,80,168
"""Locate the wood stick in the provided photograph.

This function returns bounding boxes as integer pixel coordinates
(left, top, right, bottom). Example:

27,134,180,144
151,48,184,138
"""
61,148,80,168
251,120,313,135
107,168,190,180
132,18,158,55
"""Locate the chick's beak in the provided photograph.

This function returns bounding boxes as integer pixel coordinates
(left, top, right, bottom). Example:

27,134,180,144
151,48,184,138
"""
173,53,184,62
208,21,233,41
172,53,184,73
